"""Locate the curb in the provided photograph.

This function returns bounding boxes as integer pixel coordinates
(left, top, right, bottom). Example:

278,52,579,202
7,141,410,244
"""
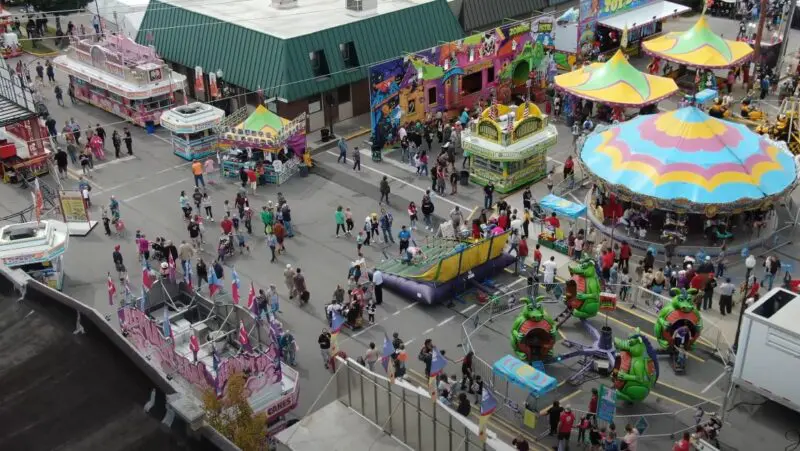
23,49,60,57
308,127,371,157
343,127,371,141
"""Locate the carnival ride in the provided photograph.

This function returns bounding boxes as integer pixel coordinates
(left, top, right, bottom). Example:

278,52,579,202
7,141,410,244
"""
555,49,679,121
510,296,557,362
372,233,515,305
461,102,557,193
581,107,798,247
653,288,704,373
612,331,660,403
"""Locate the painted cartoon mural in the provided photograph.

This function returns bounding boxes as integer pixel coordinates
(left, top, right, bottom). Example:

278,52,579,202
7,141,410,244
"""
369,15,556,146
118,306,297,419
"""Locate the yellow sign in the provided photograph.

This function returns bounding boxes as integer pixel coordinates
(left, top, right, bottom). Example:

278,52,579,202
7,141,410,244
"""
60,191,89,223
523,408,537,428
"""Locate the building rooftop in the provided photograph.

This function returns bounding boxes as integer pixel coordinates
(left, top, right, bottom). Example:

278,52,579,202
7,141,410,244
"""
0,290,215,451
155,0,436,39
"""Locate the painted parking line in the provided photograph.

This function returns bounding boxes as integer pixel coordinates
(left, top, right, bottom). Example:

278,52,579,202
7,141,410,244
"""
437,315,455,327
123,177,191,202
460,304,477,314
404,302,419,310
701,370,729,394
539,390,583,415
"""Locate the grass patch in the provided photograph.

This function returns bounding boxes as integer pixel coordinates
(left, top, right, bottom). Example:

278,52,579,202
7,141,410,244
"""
20,27,59,55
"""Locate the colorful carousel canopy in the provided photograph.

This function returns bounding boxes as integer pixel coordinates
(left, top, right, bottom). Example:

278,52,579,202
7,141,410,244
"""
554,50,678,107
580,107,798,214
642,16,753,69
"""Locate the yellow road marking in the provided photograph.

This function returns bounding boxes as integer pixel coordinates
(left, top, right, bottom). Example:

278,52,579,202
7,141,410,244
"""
650,390,693,409
656,381,721,407
539,390,583,415
604,315,705,362
617,304,657,323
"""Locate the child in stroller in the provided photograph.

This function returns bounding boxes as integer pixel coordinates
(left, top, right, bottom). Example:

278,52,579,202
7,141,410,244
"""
218,233,235,262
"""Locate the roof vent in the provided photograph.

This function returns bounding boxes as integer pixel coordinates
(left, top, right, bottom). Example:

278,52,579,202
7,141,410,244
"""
346,0,377,17
271,0,297,9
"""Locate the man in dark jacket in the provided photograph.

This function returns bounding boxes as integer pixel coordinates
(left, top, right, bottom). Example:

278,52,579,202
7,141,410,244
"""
379,176,390,205
421,191,435,232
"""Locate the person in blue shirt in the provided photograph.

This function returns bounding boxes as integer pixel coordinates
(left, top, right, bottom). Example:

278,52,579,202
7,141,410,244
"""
398,225,411,256
380,209,395,244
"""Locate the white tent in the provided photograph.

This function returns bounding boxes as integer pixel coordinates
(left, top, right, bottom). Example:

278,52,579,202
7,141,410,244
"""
95,0,150,39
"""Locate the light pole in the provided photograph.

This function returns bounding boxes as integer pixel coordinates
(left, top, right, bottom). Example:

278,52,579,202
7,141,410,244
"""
733,254,757,352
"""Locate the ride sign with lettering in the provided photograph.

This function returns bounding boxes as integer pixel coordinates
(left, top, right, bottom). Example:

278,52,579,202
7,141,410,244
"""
598,0,658,18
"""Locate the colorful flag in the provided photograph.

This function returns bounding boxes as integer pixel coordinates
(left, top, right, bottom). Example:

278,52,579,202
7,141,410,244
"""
194,66,204,93
247,281,258,316
167,253,176,283
107,274,116,306
33,178,43,223
209,72,219,98
142,258,154,291
238,320,251,352
208,270,221,297
381,334,395,383
478,386,498,442
428,347,447,403
162,308,174,344
183,260,193,290
330,310,345,355
123,276,132,305
189,334,200,362
211,344,220,372
231,268,241,304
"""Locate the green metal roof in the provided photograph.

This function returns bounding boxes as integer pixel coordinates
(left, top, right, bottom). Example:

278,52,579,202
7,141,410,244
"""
138,0,464,101
458,0,548,32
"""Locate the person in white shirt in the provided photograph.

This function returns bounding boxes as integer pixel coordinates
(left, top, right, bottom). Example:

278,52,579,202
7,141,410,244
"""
623,424,639,451
372,269,384,305
542,256,558,288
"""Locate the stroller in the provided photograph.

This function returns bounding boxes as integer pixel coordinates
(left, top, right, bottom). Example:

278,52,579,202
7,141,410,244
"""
218,234,235,261
151,238,167,262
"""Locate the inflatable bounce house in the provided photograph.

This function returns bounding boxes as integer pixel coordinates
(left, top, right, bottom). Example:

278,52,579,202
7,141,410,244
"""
373,233,515,304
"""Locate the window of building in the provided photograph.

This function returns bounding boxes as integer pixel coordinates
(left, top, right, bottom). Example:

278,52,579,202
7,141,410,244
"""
308,95,322,113
427,87,437,106
471,155,502,173
337,85,351,103
339,41,359,69
309,50,330,78
462,71,482,95
486,66,495,84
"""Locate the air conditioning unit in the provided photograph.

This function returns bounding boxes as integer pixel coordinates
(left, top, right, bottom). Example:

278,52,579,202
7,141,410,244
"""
271,0,297,9
345,0,377,17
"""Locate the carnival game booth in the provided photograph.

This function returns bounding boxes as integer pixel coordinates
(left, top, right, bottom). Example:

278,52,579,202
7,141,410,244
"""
580,107,798,254
0,9,21,59
642,15,753,95
53,35,187,127
537,194,588,255
0,220,69,290
160,102,225,161
462,102,557,194
218,106,307,186
555,49,679,122
0,121,52,184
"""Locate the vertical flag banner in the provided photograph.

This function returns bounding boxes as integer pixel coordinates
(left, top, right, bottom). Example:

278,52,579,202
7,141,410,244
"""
208,270,221,297
162,308,174,345
194,66,204,93
107,274,116,306
247,282,258,316
123,276,132,306
183,260,193,290
381,334,395,383
140,286,147,311
330,310,345,356
428,347,447,403
167,253,176,283
238,320,251,352
33,178,43,223
189,334,200,362
209,72,219,98
211,344,220,373
231,268,241,304
478,387,498,442
142,257,154,291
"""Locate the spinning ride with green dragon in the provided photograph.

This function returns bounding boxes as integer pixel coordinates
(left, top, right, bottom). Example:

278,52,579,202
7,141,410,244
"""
511,296,558,362
612,331,660,403
654,288,704,350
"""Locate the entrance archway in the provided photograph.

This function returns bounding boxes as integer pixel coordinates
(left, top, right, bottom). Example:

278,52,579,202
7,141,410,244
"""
512,61,530,85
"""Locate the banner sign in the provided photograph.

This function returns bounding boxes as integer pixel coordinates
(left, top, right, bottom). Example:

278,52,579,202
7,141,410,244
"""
60,190,90,223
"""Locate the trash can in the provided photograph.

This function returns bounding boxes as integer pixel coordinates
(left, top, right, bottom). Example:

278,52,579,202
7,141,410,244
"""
145,120,155,134
371,148,382,162
459,170,469,186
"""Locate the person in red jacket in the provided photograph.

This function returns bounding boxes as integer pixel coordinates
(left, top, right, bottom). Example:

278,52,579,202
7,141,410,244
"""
601,248,614,281
245,167,258,194
220,216,233,235
619,241,631,271
517,238,529,274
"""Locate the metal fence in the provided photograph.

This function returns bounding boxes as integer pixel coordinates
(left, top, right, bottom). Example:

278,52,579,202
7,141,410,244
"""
458,280,732,442
333,356,494,451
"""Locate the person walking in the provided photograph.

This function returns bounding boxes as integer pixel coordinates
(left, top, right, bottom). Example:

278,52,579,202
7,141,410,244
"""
95,124,106,148
202,192,214,221
283,263,294,295
267,231,278,262
335,206,346,237
292,268,307,302
192,160,205,187
483,182,495,209
112,244,126,282
111,130,122,158
123,127,133,155
54,85,64,106
337,138,347,163
54,147,68,177
718,277,735,316
372,269,384,305
421,191,434,231
379,176,390,205
318,329,332,369
352,146,361,171
364,342,379,371
195,258,208,291
66,141,78,165
380,209,395,244
281,203,294,237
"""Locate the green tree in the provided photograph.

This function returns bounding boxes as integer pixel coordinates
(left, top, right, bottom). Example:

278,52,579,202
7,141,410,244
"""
29,0,92,15
203,372,269,451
